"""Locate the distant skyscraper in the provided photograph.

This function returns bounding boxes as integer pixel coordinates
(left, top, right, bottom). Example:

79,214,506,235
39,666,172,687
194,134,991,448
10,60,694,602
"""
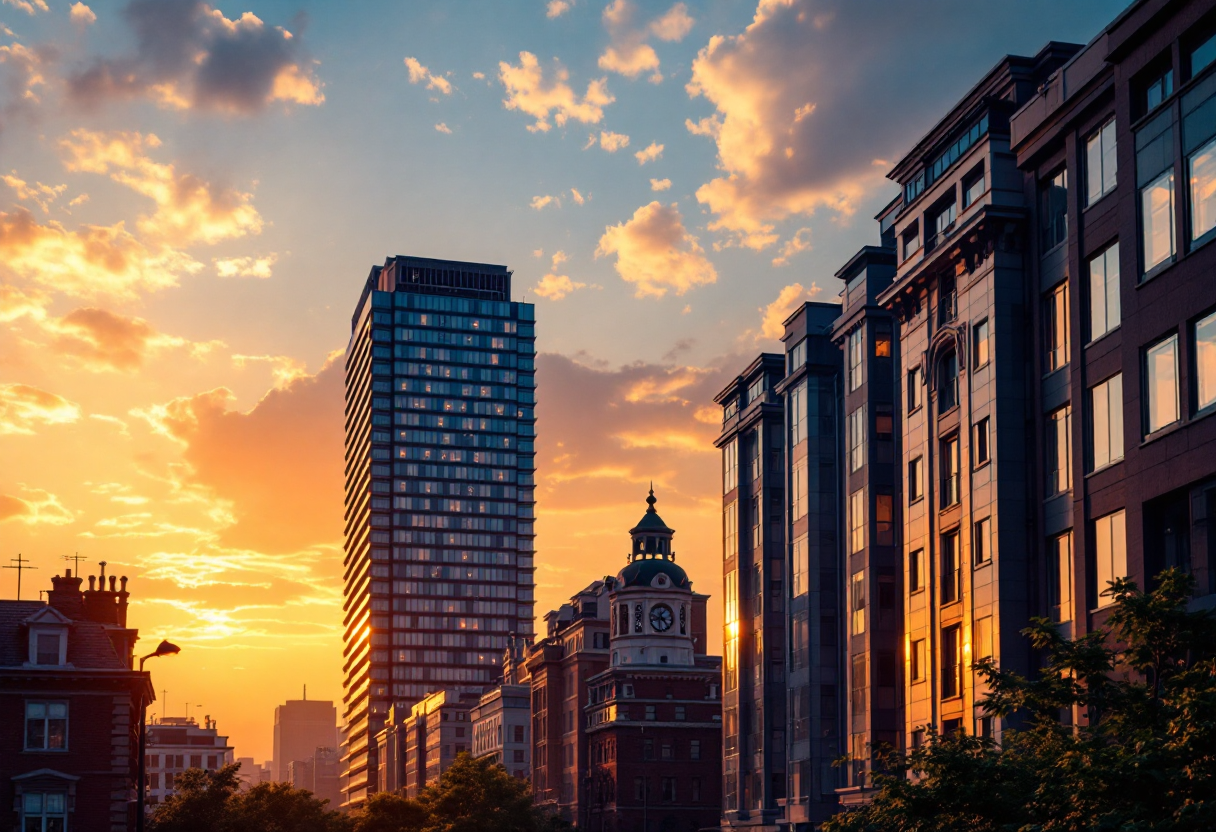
342,256,538,807
273,698,337,782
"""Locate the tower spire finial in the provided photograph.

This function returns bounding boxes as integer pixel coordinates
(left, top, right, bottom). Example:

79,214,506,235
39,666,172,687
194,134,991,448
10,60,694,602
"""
646,483,656,513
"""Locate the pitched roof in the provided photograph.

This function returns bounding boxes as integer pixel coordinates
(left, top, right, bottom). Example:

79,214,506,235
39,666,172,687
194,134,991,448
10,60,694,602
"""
0,600,127,670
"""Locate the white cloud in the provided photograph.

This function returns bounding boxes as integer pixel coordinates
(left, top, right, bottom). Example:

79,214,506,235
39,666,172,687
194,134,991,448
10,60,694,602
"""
404,57,453,95
214,254,278,279
2,0,48,16
531,194,558,210
570,188,586,205
499,51,613,133
595,201,717,298
435,122,453,134
69,2,96,24
547,0,572,17
597,131,631,152
650,178,672,191
635,141,664,165
598,1,694,83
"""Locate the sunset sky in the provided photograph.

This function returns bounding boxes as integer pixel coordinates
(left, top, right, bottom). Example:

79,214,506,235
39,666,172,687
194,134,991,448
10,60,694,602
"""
0,0,1123,762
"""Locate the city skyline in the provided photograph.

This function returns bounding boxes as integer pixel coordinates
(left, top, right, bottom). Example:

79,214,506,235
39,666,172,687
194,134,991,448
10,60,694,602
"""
0,0,1129,764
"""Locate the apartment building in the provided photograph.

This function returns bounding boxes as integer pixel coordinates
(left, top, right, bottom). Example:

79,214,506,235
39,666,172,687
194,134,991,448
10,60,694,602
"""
146,716,235,807
1010,0,1216,641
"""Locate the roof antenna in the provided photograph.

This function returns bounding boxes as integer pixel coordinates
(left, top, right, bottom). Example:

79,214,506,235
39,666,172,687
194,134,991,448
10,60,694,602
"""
303,684,307,701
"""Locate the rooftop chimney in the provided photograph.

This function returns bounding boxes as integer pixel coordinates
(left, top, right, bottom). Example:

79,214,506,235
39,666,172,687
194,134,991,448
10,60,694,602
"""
48,570,85,619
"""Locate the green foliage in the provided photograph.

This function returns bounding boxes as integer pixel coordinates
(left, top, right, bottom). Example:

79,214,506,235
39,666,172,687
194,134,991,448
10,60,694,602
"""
823,569,1216,832
149,753,568,832
149,763,350,832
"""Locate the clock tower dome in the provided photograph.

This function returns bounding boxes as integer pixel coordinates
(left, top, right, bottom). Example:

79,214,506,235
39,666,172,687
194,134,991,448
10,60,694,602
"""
609,488,697,667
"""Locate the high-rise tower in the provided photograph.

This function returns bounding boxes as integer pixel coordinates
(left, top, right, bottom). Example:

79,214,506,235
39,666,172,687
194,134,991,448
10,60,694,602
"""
342,256,537,807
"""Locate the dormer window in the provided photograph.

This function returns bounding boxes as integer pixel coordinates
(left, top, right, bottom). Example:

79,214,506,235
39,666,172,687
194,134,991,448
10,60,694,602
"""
35,633,63,666
25,607,71,668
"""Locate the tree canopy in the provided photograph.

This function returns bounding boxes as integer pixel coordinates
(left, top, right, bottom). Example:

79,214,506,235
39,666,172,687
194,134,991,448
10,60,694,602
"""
823,568,1216,832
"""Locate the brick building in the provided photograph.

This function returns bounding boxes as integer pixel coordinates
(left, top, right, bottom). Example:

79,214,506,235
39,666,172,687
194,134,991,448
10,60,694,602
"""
145,715,234,808
530,492,722,832
1,567,154,831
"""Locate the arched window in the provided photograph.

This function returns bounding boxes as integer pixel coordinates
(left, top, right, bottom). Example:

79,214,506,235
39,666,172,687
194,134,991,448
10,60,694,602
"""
938,350,959,410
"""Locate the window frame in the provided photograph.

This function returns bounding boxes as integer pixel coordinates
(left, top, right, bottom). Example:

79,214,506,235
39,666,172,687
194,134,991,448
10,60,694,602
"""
962,162,986,208
1040,167,1069,253
941,624,963,699
940,528,961,605
24,700,69,752
1143,333,1181,436
907,367,923,413
1085,117,1118,206
973,516,991,566
1087,242,1122,344
1087,373,1124,473
973,416,991,468
940,434,960,508
938,351,959,412
1047,531,1073,624
908,456,923,503
1045,405,1072,497
1044,281,1070,373
1093,510,1128,610
1140,168,1177,277
1195,309,1216,414
972,318,990,367
908,548,925,594
848,329,865,392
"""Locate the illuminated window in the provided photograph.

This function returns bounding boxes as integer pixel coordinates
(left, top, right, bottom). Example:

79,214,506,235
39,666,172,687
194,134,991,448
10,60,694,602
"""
1093,510,1127,609
849,489,866,554
1044,282,1070,372
1086,118,1118,205
941,625,963,699
722,438,738,494
1197,311,1216,412
851,572,866,635
1047,532,1072,623
1144,335,1180,434
849,405,867,472
849,329,865,391
1088,374,1124,471
1045,406,1071,496
1088,243,1121,341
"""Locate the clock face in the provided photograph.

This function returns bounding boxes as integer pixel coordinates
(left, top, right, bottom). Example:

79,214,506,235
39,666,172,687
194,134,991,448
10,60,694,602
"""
650,604,674,632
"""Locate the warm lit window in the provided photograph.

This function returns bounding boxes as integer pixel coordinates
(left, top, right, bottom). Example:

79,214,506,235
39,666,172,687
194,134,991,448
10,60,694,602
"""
1142,170,1176,272
875,328,891,358
851,571,866,636
1044,282,1070,372
907,367,923,412
1086,118,1118,205
1197,311,1216,412
25,702,67,751
791,459,807,521
723,501,738,559
1094,510,1127,608
875,493,893,546
941,530,961,604
909,548,924,594
1088,243,1121,342
1144,334,1180,434
849,489,866,554
849,405,867,472
941,435,960,507
1045,406,1071,496
1047,532,1072,623
1088,374,1124,471
792,534,808,597
908,456,923,502
1040,168,1068,251
722,438,738,494
973,517,991,565
973,318,990,366
973,417,990,467
848,329,865,391
789,379,808,445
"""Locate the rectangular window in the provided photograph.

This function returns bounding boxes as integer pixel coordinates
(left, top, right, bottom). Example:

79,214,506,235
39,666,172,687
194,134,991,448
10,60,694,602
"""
973,417,990,467
1192,32,1216,76
690,739,700,759
941,625,963,699
748,431,762,483
1094,510,1127,608
1045,406,1072,497
723,501,738,558
1088,243,1121,342
24,702,67,751
851,571,866,635
35,633,61,665
907,367,922,412
661,777,675,802
875,493,894,546
974,616,993,663
902,223,920,261
789,379,808,445
973,318,990,366
910,639,925,681
1145,334,1180,434
1086,118,1118,205
1040,168,1068,251
722,438,738,494
941,435,960,507
1088,374,1124,472
1144,66,1174,114
789,338,807,372
938,275,957,326
21,794,67,832
875,327,892,358
848,329,865,391
963,164,985,207
1047,532,1073,623
1192,136,1216,242
908,456,923,502
748,375,766,405
973,517,991,565
849,489,866,554
1044,282,1070,372
849,405,867,472
791,459,807,521
792,534,808,597
941,530,961,604
1197,311,1216,412
1142,170,1176,272
909,548,924,594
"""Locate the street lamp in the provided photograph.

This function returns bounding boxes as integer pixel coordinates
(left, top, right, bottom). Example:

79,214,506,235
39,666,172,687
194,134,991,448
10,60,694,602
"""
137,641,180,832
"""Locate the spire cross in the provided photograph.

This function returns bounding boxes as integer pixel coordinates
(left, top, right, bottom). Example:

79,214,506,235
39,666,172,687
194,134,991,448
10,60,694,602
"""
3,555,37,600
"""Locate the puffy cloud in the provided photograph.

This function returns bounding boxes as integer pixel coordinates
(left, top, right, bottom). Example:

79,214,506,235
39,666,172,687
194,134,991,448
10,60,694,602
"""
596,130,630,152
132,354,343,553
434,122,452,134
0,207,201,299
0,284,48,323
214,253,277,278
2,0,48,15
546,0,571,18
759,281,824,340
634,141,663,164
66,0,324,114
230,353,309,388
650,177,672,191
0,383,81,435
530,194,557,210
45,306,218,371
70,2,96,24
595,201,717,298
498,51,613,133
60,129,263,247
771,227,812,266
533,274,587,301
3,172,66,212
404,57,453,95
0,487,73,526
598,1,694,83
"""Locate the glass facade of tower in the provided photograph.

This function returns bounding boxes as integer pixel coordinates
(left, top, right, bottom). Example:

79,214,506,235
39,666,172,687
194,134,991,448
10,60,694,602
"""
343,256,536,807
